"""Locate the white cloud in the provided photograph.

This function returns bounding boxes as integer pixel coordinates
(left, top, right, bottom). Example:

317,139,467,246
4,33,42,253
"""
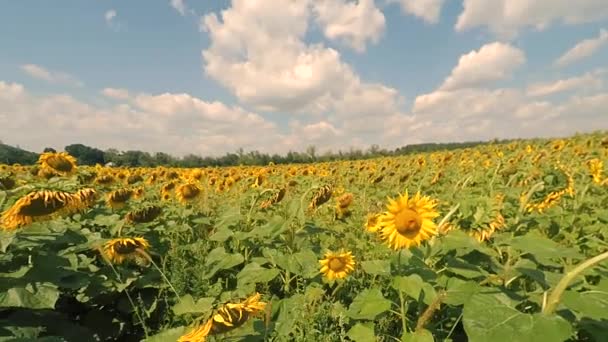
455,0,608,39
394,0,445,24
101,88,130,100
170,0,190,16
104,9,121,31
312,0,385,52
20,64,83,87
105,9,116,24
0,81,285,156
554,29,608,67
200,0,409,149
526,71,603,97
439,42,525,91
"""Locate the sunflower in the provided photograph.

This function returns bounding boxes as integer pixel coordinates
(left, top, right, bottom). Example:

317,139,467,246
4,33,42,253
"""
319,250,356,280
125,205,162,223
377,191,439,250
95,174,115,186
102,237,150,266
178,293,267,342
1,190,80,230
176,183,201,203
106,189,134,210
72,188,98,208
365,213,381,232
335,193,353,219
308,184,333,211
38,152,77,176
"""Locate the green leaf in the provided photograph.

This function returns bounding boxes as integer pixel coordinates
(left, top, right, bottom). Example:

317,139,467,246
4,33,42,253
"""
561,290,608,320
463,293,572,342
216,208,242,230
444,278,481,306
203,247,244,279
347,322,376,341
347,287,391,320
0,231,15,253
439,231,495,257
237,263,280,286
209,227,234,242
144,326,187,342
402,329,434,342
172,294,214,316
392,274,424,300
0,284,59,309
361,260,391,276
243,216,287,240
445,257,488,279
287,250,320,279
509,232,582,266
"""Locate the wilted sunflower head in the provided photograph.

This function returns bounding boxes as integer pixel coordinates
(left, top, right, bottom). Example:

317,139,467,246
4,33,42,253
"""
377,191,439,250
73,188,98,207
210,293,267,334
106,189,133,209
179,293,267,342
1,190,78,230
319,250,355,281
176,183,201,203
95,174,115,185
125,205,162,223
38,152,77,175
102,237,150,266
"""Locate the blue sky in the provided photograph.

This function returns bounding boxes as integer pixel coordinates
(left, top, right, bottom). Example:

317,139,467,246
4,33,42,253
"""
1,0,607,156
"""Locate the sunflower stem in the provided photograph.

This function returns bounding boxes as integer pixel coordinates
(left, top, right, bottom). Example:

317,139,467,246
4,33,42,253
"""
147,255,182,301
399,290,409,334
101,251,149,338
542,250,608,315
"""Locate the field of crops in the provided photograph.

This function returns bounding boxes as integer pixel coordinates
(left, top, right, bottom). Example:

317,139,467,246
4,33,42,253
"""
1,132,607,342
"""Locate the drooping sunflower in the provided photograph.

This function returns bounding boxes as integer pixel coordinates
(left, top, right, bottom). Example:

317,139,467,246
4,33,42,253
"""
38,152,77,176
101,237,151,266
106,189,134,210
125,205,162,223
335,193,353,218
308,184,333,212
72,188,98,208
176,183,202,204
1,190,80,230
178,293,267,342
319,250,356,280
377,191,439,250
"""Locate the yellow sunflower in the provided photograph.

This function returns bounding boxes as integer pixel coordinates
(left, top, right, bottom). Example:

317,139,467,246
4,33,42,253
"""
319,250,356,280
176,183,202,204
377,191,439,250
38,152,77,176
101,237,150,266
365,213,381,232
1,190,81,230
178,293,267,342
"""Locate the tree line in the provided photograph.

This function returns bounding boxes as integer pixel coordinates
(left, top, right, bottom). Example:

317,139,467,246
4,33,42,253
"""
0,139,518,168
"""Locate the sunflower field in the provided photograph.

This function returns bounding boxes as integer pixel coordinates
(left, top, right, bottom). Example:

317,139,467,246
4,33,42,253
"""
1,132,608,342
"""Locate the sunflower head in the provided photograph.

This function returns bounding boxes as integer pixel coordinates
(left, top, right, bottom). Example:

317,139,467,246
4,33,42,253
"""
102,237,150,266
365,213,381,232
319,250,356,281
125,205,162,223
377,191,439,250
106,189,134,209
1,190,78,230
176,183,201,203
38,152,77,175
